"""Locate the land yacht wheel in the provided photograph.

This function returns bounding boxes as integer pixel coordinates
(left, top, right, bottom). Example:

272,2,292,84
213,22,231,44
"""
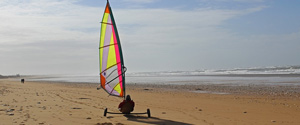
147,109,151,118
104,108,108,117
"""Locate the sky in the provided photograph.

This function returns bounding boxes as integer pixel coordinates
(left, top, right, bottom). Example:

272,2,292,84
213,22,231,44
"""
0,0,300,75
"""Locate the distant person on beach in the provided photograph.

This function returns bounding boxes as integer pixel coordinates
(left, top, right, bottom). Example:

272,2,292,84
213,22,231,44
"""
21,79,25,83
118,95,135,114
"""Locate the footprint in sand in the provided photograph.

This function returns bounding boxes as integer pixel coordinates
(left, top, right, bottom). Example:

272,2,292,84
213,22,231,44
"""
72,107,82,109
19,106,23,111
96,122,114,125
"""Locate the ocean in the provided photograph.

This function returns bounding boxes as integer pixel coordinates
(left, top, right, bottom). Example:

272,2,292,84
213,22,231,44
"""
27,66,300,86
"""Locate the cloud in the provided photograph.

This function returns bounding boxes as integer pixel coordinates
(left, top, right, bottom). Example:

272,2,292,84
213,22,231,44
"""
109,5,267,71
114,5,265,46
0,0,101,74
0,0,267,74
1,0,297,75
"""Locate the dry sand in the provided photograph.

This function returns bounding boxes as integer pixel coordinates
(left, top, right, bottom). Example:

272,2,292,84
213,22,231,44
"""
1,79,300,125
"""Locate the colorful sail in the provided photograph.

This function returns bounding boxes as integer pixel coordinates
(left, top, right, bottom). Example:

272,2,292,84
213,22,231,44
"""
99,1,125,98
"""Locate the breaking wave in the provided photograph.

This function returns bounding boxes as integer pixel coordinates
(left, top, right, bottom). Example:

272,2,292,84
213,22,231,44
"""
127,65,300,76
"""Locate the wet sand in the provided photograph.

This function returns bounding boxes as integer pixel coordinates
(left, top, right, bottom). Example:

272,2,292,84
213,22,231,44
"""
1,79,300,125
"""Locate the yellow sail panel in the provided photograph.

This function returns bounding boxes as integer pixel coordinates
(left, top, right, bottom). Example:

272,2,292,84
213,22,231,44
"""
99,13,109,72
114,84,121,94
107,35,117,69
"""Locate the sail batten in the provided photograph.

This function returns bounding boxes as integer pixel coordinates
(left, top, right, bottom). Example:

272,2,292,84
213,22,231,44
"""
99,1,125,98
101,22,114,25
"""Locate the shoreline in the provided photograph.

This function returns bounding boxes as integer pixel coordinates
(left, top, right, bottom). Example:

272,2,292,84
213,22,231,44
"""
20,78,300,99
9,77,300,98
127,83,300,97
127,73,300,77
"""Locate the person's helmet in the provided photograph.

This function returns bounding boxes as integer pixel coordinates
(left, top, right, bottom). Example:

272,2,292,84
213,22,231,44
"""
126,95,131,101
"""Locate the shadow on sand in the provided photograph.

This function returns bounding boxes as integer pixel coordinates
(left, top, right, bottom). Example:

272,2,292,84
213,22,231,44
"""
123,114,193,125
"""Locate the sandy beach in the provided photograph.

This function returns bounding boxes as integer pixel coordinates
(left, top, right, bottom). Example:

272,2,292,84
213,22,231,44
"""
1,78,300,125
